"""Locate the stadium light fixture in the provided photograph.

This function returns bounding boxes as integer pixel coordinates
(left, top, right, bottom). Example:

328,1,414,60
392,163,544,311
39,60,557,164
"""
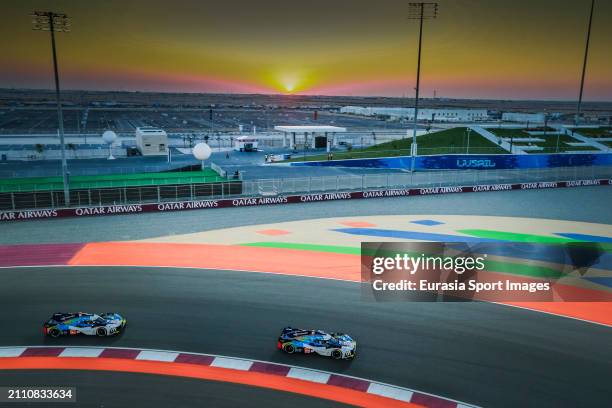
407,2,438,172
575,0,595,127
31,11,71,206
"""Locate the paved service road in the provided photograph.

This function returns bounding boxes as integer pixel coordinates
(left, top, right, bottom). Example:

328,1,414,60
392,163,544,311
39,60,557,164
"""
0,370,350,408
0,267,610,408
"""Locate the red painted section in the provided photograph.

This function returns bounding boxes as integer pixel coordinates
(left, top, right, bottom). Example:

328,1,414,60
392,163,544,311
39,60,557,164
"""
0,243,84,266
68,242,361,281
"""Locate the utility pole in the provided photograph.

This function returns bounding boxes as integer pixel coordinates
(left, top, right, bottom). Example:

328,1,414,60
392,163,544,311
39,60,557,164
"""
466,127,472,154
31,11,71,205
575,0,595,126
408,2,438,172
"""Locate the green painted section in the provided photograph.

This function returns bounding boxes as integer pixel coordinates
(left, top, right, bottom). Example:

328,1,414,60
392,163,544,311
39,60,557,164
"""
457,229,574,243
240,241,566,279
459,229,612,252
0,169,227,193
240,242,362,255
483,260,563,279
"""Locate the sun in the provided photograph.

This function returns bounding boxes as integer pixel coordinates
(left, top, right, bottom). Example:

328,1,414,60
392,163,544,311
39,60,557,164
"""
284,83,295,93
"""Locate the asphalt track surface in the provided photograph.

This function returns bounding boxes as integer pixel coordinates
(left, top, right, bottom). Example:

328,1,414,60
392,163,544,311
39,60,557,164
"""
1,267,610,408
2,186,611,244
0,371,349,408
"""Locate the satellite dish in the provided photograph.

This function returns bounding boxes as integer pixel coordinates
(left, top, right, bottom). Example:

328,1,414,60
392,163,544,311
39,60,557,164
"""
102,130,118,160
192,143,212,169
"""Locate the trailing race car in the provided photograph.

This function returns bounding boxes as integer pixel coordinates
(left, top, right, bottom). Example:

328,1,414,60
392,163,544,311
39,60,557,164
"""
43,312,126,338
277,327,356,359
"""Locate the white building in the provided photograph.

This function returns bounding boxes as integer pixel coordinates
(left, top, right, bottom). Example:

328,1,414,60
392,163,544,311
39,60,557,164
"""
234,135,258,152
135,126,168,156
340,106,488,122
274,125,347,152
501,112,545,124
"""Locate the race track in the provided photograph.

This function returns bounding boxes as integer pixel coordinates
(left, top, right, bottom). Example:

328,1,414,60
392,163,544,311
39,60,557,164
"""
1,266,610,408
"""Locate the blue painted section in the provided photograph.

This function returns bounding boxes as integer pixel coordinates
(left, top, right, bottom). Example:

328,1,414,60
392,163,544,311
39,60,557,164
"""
445,242,612,271
291,153,612,170
584,277,612,288
334,228,612,269
554,233,612,243
411,219,444,226
332,228,501,242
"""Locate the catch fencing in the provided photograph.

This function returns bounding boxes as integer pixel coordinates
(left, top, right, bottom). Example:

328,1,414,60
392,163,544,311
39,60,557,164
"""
1,165,609,212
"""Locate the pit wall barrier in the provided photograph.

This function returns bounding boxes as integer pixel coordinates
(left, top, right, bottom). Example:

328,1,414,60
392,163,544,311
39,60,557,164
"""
290,153,612,170
1,178,609,222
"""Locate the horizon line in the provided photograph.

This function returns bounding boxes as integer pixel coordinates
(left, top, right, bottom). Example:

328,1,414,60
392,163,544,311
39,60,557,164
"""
1,87,611,105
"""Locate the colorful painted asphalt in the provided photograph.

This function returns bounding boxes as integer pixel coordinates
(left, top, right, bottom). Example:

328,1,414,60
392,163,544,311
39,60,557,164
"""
1,214,610,325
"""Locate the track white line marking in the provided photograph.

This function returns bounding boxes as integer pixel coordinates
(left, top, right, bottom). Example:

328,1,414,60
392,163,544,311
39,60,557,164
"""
135,350,179,362
60,347,104,358
367,383,414,402
211,357,253,371
287,367,331,384
0,347,26,357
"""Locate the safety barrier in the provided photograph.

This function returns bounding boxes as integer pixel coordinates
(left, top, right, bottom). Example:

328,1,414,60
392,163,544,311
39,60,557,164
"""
1,176,609,222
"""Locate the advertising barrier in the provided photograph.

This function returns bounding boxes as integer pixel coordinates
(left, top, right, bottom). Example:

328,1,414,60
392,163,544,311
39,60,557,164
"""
290,152,612,170
1,178,609,222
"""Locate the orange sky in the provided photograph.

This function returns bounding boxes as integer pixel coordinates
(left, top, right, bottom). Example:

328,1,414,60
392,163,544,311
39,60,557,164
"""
1,0,611,100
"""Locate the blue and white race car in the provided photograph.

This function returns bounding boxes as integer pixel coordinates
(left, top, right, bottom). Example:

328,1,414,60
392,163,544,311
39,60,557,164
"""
277,327,356,359
43,312,126,338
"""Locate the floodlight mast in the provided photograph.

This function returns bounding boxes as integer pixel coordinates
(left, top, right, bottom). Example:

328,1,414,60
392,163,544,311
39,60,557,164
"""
408,2,438,172
31,11,71,206
575,0,595,127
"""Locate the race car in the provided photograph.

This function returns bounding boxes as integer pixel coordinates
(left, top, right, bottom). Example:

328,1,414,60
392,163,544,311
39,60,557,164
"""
43,312,126,338
277,327,356,359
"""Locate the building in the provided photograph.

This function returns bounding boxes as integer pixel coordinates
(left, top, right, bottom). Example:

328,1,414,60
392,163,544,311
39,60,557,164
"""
274,125,347,151
234,135,258,152
501,112,545,124
135,126,168,156
340,106,488,122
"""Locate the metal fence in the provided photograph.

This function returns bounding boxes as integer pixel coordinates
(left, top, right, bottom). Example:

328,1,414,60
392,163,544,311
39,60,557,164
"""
241,166,612,197
1,166,610,211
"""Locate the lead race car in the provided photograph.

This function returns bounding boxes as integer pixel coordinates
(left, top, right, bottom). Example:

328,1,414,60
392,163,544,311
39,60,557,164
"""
277,327,356,360
43,312,126,338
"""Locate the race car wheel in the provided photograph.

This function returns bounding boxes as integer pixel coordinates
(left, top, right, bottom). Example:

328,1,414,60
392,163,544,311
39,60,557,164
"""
331,349,343,360
96,327,107,337
282,343,295,354
48,328,61,338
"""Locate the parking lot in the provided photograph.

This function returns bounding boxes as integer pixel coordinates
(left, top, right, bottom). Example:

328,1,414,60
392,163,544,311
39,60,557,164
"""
0,107,406,135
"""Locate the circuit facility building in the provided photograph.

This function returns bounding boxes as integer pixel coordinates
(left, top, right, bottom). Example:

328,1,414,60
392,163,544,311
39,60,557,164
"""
135,126,168,156
340,106,489,122
274,125,347,151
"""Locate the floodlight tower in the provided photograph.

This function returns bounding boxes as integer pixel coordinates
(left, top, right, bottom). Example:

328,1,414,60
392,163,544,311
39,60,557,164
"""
31,11,71,205
575,0,595,127
408,2,438,172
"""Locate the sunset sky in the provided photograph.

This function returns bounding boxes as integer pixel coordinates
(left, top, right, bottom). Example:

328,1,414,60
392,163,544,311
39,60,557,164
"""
1,0,611,100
